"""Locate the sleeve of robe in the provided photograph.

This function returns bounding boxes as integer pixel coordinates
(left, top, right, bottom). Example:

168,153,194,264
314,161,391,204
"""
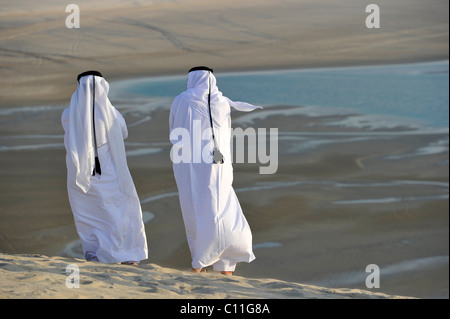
114,108,128,140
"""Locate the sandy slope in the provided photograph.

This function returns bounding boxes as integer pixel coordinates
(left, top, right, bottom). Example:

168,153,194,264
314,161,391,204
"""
0,253,414,299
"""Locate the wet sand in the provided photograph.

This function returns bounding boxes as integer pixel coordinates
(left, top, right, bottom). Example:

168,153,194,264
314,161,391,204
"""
1,253,416,299
0,102,448,298
0,0,448,107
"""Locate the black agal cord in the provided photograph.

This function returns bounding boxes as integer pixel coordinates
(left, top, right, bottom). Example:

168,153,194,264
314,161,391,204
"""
92,75,101,176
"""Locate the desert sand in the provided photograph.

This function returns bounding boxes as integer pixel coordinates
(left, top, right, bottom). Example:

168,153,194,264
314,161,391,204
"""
0,253,414,299
0,0,448,300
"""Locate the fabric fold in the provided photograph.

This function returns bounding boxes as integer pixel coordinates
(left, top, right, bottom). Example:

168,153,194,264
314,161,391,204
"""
62,73,148,264
170,69,260,271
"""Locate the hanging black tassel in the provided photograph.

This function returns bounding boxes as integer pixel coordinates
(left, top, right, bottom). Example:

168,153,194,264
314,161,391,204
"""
94,156,102,175
92,74,102,176
208,73,224,164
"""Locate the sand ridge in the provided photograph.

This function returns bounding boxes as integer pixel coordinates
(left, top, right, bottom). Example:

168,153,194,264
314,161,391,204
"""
0,253,414,299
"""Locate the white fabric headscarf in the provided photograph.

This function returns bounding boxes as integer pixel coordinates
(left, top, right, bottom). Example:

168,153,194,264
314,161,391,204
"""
170,69,262,162
184,70,262,119
67,74,134,195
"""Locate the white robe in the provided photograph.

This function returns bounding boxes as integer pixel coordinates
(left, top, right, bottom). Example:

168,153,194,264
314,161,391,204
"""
62,75,148,263
169,70,261,271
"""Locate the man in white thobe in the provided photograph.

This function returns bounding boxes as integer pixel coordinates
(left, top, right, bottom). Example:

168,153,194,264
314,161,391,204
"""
62,70,148,264
169,66,261,274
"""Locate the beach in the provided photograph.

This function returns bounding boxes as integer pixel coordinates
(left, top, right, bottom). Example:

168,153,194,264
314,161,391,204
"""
0,0,449,299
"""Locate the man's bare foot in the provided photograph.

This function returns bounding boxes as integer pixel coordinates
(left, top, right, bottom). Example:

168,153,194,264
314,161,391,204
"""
121,262,138,266
192,268,207,273
221,271,233,275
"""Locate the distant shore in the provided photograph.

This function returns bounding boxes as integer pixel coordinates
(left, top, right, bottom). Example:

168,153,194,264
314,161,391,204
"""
0,253,416,299
1,99,448,298
0,0,448,108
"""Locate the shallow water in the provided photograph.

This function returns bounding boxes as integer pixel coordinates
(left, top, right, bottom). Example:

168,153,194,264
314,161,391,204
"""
110,60,450,128
1,62,448,298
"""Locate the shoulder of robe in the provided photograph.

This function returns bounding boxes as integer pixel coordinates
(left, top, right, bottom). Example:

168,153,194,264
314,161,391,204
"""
61,107,70,120
171,93,185,106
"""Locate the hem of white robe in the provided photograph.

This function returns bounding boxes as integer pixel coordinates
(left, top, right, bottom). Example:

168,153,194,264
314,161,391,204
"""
192,260,236,272
192,254,255,272
212,259,236,272
90,250,148,264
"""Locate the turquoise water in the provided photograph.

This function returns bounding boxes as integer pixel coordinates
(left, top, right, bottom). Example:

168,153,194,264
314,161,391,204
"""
112,61,449,128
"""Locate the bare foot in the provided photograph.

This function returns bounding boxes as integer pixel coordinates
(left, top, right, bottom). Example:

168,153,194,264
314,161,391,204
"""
121,262,138,266
221,271,233,275
192,268,208,273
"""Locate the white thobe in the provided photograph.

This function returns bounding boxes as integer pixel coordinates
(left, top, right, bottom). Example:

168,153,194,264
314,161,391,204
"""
169,70,260,271
62,75,148,263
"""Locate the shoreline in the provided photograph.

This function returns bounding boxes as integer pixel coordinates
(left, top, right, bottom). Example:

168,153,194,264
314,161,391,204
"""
1,57,447,110
1,0,448,108
110,59,449,89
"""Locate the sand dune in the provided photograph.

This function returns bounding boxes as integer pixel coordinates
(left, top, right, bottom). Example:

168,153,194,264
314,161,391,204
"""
0,253,414,299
